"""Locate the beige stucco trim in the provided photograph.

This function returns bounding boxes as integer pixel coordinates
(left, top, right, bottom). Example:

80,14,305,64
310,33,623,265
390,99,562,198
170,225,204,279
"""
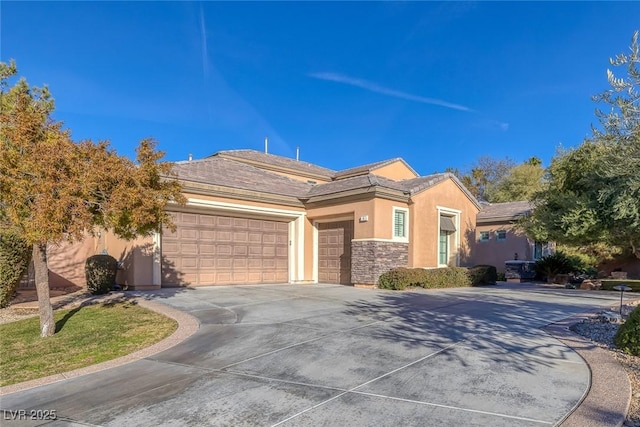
186,198,305,219
437,206,461,267
312,221,319,283
312,215,355,223
183,198,306,284
288,217,306,283
152,231,161,286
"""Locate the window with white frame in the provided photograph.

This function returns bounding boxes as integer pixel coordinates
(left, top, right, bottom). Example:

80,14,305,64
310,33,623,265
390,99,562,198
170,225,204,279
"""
479,231,490,242
392,207,408,240
496,229,507,241
534,241,548,259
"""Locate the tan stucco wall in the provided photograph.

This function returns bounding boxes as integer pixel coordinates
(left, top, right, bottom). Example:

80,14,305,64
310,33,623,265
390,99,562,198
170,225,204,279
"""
102,232,156,288
409,179,479,268
372,198,410,239
47,237,97,288
470,223,532,273
307,198,381,239
372,161,417,181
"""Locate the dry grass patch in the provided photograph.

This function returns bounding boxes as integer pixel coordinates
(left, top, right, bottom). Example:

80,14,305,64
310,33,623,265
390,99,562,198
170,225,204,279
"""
0,301,177,386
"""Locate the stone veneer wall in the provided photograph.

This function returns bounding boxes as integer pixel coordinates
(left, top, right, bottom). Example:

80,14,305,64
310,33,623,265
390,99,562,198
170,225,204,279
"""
351,240,409,286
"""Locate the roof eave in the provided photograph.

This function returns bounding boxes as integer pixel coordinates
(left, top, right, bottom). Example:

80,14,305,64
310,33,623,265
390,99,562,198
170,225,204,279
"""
180,179,306,208
303,186,409,205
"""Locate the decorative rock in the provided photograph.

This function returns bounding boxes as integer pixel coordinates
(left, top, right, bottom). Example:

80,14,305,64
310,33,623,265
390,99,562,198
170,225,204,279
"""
599,311,623,323
580,281,596,290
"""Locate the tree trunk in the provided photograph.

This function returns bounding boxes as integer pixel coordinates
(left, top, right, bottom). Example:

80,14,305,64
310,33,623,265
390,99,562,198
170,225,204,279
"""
33,243,55,337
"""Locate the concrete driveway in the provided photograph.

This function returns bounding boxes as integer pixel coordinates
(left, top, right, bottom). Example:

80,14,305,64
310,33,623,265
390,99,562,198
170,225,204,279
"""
0,283,631,426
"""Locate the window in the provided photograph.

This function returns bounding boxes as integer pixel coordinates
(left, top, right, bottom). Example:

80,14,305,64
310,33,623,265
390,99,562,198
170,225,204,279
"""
479,231,490,242
534,241,547,259
439,230,449,265
393,208,408,240
496,230,507,241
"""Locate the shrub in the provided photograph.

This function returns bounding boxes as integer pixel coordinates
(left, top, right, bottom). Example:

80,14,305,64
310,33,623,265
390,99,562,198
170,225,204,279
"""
496,272,506,282
534,252,573,282
377,267,472,290
469,265,498,286
377,268,421,290
600,280,640,292
0,228,32,308
85,254,118,295
421,267,472,289
614,305,640,356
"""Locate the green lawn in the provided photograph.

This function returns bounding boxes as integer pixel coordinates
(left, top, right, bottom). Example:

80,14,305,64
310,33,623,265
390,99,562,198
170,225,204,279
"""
0,301,177,387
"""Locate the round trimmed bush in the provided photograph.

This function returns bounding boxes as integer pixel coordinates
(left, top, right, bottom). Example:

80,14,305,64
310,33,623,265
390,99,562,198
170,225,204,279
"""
85,254,118,295
614,306,640,356
0,228,32,308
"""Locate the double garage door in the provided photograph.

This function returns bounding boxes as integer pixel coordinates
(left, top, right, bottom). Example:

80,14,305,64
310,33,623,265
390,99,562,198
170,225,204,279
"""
162,212,289,286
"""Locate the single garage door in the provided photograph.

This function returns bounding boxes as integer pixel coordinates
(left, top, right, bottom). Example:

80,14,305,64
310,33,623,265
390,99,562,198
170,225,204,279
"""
318,220,353,285
162,212,289,286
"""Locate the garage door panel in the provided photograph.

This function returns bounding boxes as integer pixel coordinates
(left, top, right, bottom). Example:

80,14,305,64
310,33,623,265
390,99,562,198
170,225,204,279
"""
180,243,198,254
200,258,215,268
216,217,232,227
232,272,248,282
233,218,248,228
162,213,289,286
217,231,232,241
200,230,215,240
233,246,248,256
217,245,232,256
199,244,215,254
233,258,247,269
233,231,248,242
199,215,215,226
180,229,198,240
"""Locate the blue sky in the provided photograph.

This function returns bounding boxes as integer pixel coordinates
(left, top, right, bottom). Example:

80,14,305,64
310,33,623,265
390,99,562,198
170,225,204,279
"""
2,2,639,175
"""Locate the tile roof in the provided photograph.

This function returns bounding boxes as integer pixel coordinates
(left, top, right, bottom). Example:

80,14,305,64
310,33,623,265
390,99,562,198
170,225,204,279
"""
305,174,407,198
477,201,533,221
334,158,419,179
213,149,335,179
399,173,450,194
172,157,312,198
174,151,480,207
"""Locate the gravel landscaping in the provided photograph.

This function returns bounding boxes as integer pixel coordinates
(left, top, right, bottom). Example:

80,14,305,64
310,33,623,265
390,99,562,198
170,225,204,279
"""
570,301,640,427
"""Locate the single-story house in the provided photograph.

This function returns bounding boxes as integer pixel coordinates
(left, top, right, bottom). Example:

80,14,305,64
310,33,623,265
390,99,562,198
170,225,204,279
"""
471,201,554,273
33,149,489,289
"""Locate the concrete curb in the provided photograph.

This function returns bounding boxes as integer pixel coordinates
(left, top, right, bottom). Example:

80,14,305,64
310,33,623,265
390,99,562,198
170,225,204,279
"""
0,298,200,396
544,313,630,427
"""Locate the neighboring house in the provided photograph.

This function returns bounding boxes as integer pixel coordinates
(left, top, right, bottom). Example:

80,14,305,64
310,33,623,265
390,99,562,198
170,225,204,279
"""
28,149,483,289
471,201,553,273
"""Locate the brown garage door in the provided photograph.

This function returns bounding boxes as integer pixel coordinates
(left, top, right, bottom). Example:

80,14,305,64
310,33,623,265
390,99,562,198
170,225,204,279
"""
318,220,353,285
162,212,289,286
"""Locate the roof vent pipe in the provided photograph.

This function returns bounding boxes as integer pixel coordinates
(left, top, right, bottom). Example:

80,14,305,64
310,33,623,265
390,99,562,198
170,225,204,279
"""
264,136,268,154
188,153,193,162
296,146,299,161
